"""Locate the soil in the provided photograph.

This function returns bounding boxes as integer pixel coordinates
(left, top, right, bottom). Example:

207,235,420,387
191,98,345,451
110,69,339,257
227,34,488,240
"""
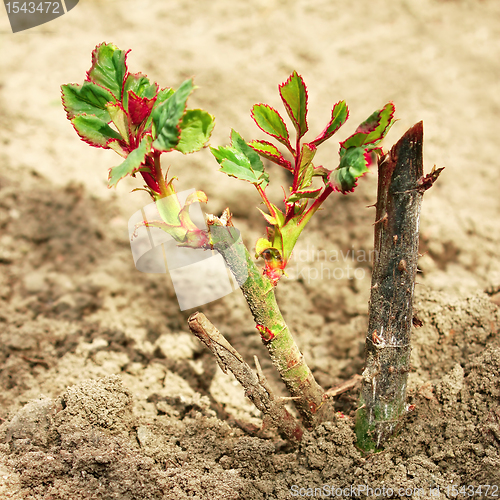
1,0,500,498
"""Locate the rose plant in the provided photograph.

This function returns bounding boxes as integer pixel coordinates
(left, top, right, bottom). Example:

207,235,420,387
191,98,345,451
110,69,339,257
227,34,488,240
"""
62,42,405,447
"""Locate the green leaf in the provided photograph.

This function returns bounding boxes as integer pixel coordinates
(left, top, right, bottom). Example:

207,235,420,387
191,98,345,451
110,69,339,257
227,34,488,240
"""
277,213,306,264
256,207,277,226
341,102,395,150
154,87,175,106
211,130,269,188
293,201,308,215
152,79,194,151
106,103,130,144
287,187,322,203
71,114,123,148
122,72,158,111
251,104,290,147
269,203,285,227
108,135,153,187
108,139,128,158
329,147,370,193
86,42,128,99
296,143,316,190
311,100,349,147
279,71,308,138
248,140,292,170
61,82,115,121
364,102,395,145
255,238,276,258
144,87,174,131
176,109,215,154
312,164,332,180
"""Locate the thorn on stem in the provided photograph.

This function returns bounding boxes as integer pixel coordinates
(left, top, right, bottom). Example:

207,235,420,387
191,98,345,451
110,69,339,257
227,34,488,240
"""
374,213,388,227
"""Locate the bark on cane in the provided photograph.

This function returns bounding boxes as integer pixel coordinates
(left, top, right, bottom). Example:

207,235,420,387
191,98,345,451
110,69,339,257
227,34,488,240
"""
206,216,328,428
188,312,304,443
356,122,442,451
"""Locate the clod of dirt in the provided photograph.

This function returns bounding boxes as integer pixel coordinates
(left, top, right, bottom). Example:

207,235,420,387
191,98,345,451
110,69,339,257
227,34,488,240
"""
2,376,170,500
4,396,60,448
59,375,134,433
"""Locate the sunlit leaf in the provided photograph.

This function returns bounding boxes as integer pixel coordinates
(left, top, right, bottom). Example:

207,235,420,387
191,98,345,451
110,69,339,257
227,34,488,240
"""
176,109,215,154
108,135,152,187
211,130,269,188
61,82,115,121
71,114,122,148
86,42,128,99
279,71,308,138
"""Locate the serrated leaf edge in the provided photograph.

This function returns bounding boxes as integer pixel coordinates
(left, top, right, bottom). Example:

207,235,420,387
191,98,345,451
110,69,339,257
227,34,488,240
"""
85,42,130,100
248,140,293,171
251,103,291,148
278,71,309,138
61,81,116,121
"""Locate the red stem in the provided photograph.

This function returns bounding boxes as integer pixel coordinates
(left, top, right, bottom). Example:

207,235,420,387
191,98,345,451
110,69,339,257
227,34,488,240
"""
153,152,170,198
300,185,333,224
256,185,276,218
140,156,161,194
291,136,301,192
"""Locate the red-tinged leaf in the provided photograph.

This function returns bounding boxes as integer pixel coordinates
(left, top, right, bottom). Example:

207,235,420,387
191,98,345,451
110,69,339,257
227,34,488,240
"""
279,71,308,138
248,140,292,171
269,203,285,227
256,207,278,226
255,238,276,258
86,42,129,100
175,109,215,154
310,100,349,147
107,139,128,158
312,164,332,180
128,91,156,125
296,143,316,190
251,104,291,148
106,102,130,144
341,103,395,150
122,72,158,110
363,102,395,145
152,87,175,107
108,135,153,188
287,187,322,203
61,82,115,121
71,114,122,149
329,146,372,194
